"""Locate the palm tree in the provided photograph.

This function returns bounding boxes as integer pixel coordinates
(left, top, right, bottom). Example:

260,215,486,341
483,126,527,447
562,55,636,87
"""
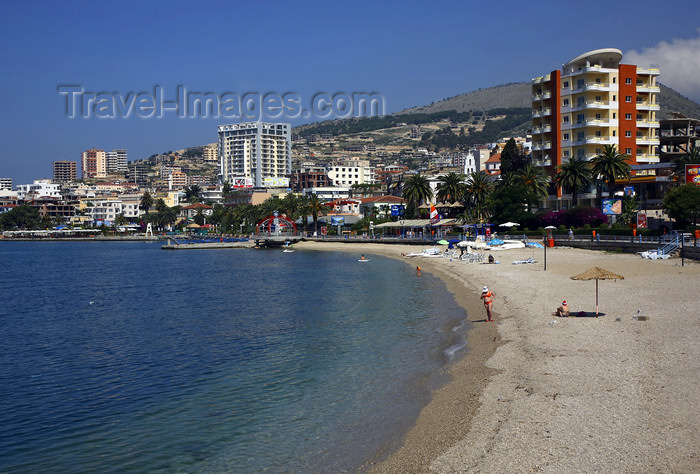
590,145,631,199
185,185,202,204
402,173,433,218
140,191,154,215
519,163,549,203
436,172,466,204
671,147,700,185
555,157,593,207
464,171,493,221
307,194,328,233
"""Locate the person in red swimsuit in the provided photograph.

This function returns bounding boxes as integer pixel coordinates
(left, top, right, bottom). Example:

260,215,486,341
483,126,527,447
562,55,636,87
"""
481,286,495,322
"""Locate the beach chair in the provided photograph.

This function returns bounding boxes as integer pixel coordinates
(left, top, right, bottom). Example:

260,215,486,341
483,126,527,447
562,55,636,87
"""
512,257,536,265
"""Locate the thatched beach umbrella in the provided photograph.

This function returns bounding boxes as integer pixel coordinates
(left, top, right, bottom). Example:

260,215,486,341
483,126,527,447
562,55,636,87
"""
570,267,624,317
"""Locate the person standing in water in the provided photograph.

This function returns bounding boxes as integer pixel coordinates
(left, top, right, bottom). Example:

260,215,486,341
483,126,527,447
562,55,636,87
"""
481,286,495,321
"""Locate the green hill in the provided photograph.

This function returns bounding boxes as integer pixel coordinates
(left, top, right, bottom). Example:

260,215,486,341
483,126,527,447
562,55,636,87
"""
295,82,700,142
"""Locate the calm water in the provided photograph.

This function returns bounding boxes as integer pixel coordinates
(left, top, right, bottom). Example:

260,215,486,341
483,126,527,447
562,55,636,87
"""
0,241,468,472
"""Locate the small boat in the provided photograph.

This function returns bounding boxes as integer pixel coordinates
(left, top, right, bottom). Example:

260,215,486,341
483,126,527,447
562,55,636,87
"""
283,248,295,253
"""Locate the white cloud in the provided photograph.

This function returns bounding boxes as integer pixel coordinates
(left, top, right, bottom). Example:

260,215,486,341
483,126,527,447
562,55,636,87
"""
625,29,700,103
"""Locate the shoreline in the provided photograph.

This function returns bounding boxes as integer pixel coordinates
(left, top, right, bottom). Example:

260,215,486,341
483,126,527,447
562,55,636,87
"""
294,241,700,472
295,241,502,472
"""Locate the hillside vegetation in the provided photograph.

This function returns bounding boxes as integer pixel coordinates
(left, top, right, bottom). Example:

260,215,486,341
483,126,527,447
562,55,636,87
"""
294,82,700,143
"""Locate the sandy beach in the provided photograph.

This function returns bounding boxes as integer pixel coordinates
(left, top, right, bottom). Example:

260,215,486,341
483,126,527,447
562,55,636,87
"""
294,240,700,472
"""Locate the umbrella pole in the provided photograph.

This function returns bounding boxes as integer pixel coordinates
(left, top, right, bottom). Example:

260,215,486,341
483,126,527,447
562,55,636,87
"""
596,279,599,318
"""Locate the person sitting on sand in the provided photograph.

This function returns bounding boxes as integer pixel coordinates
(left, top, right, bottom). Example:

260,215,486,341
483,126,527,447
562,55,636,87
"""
488,254,495,264
554,300,569,317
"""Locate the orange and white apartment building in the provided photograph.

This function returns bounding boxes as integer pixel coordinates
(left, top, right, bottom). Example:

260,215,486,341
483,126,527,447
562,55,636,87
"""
531,48,660,207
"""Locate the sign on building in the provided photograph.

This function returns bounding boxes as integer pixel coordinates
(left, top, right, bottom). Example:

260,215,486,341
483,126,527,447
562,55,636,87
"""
263,177,290,188
637,212,647,228
232,177,253,188
602,199,622,215
685,164,700,185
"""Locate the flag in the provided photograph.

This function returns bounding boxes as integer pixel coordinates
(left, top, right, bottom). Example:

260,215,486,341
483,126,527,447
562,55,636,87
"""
430,203,440,224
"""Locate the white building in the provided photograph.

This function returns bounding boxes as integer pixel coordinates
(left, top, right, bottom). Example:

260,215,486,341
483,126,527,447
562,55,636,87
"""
16,179,62,200
106,149,128,174
326,159,375,186
218,122,291,188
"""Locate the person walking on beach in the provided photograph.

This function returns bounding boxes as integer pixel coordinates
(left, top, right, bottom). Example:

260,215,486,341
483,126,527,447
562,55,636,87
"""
416,266,421,276
481,286,495,322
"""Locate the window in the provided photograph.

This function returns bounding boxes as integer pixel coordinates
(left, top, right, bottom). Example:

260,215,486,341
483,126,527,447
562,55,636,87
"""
637,131,643,138
563,81,569,88
595,113,601,120
613,131,616,137
563,98,569,106
577,114,585,124
563,150,570,157
626,148,632,154
625,96,632,102
613,77,617,83
613,95,616,101
625,113,632,120
577,131,585,141
563,116,569,123
563,133,570,140
595,95,602,102
613,113,617,119
577,97,585,106
625,131,632,138
625,78,632,84
596,131,602,137
637,114,643,120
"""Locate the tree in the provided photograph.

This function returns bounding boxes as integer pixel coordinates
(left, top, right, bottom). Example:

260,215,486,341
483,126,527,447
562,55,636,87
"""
518,163,548,205
488,182,536,226
590,145,631,200
155,198,168,213
435,172,466,204
222,181,234,196
670,148,700,185
0,205,41,230
499,138,530,176
307,194,328,232
140,191,154,214
555,157,593,206
662,183,700,228
402,173,433,218
184,185,202,204
464,171,493,221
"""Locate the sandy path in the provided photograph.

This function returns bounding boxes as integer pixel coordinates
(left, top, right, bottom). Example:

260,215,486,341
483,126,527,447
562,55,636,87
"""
294,241,700,472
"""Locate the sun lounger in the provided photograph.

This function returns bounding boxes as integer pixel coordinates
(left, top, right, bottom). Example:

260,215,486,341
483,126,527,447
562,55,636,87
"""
512,257,536,264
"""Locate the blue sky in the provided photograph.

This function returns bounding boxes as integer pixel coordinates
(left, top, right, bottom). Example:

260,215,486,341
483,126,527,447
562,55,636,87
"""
1,0,699,184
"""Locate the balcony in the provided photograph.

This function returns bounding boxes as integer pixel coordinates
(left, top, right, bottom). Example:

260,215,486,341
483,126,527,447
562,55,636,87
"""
636,67,660,76
636,137,660,146
636,102,660,111
637,84,660,94
636,120,659,128
532,142,552,151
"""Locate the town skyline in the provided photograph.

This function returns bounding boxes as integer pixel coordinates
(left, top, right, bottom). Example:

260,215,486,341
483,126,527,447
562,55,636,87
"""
2,0,700,185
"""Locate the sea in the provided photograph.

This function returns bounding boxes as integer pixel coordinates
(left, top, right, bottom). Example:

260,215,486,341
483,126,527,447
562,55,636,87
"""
0,241,469,473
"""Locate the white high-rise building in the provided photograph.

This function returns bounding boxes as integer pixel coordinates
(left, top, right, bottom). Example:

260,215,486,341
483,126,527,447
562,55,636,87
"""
106,149,128,174
218,122,291,188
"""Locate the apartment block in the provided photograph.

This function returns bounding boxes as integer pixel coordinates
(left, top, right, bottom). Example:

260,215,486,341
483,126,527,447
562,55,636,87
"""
53,160,77,183
326,159,375,187
203,144,218,163
0,177,13,190
106,149,128,174
531,48,660,179
81,148,107,179
218,122,291,188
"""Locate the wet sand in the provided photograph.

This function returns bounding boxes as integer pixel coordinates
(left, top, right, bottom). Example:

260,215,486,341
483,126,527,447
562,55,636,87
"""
294,241,700,472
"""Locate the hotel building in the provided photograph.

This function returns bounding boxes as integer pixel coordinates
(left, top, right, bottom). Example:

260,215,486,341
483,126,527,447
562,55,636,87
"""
106,149,128,175
81,148,107,179
53,160,77,183
218,122,291,188
531,48,660,205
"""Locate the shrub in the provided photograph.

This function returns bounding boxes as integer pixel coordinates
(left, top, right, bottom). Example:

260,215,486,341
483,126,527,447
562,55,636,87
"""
600,223,609,229
583,224,591,229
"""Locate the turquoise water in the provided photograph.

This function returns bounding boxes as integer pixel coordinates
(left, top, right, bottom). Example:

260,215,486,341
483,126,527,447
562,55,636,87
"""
0,241,469,472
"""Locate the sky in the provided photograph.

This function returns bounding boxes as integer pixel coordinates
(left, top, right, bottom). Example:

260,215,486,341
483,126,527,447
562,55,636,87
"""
1,0,700,185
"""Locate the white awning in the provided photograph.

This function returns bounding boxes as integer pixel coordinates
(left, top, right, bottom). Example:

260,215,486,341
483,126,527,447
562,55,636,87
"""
375,218,457,228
